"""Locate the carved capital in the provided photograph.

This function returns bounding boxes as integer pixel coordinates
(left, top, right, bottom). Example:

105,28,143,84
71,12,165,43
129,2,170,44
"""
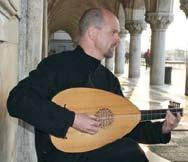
0,15,8,42
0,0,18,42
119,28,128,38
0,0,17,19
180,0,188,18
145,12,173,30
125,20,147,35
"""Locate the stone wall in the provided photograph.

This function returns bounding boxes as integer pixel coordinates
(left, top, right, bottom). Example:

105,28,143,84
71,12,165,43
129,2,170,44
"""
16,1,44,161
0,0,44,161
0,1,20,162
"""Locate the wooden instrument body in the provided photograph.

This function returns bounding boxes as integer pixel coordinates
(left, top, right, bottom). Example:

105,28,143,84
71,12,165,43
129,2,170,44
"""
51,88,141,153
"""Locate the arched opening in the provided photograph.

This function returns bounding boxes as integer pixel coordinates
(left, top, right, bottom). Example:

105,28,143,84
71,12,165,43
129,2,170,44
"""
49,30,74,55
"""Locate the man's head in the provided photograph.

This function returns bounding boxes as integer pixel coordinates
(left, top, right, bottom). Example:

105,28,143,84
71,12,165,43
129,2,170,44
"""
79,8,104,36
78,8,120,60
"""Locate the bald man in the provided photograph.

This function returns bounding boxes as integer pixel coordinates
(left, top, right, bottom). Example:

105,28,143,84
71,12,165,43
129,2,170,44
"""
7,8,180,162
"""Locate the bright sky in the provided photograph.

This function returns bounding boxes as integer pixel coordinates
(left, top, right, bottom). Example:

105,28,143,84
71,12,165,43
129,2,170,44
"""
141,1,188,52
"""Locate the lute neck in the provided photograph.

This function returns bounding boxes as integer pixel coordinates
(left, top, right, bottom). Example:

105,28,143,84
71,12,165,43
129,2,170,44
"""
141,108,183,121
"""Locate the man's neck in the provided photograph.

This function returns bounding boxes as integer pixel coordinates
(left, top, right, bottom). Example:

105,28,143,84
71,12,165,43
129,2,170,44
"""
78,41,103,61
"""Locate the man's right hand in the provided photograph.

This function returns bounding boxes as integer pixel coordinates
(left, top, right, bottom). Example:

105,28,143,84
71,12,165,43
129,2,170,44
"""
72,113,100,135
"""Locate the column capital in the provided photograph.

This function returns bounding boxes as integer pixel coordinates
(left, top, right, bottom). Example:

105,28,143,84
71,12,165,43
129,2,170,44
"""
0,0,18,42
180,0,188,18
119,28,128,38
125,20,147,35
145,12,173,31
0,0,18,19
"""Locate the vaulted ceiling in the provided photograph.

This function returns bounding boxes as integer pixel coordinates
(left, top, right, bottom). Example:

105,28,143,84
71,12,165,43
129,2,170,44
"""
47,0,176,40
47,0,128,39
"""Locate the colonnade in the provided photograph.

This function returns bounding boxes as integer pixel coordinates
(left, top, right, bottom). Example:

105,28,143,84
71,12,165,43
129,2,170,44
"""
107,1,175,86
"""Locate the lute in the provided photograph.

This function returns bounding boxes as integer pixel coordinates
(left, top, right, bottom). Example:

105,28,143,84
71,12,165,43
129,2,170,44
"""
50,88,183,153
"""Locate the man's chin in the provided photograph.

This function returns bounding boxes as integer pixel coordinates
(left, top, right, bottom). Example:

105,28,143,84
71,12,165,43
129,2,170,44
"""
104,50,115,58
104,53,112,58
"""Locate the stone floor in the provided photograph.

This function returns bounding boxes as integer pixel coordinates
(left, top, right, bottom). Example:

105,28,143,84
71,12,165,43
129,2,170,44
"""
117,64,188,162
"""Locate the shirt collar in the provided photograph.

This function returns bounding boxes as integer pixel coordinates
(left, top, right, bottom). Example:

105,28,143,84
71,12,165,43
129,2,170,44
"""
75,46,101,72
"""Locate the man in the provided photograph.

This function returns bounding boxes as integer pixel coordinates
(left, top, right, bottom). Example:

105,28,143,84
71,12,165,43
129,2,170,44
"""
144,49,151,69
7,8,181,162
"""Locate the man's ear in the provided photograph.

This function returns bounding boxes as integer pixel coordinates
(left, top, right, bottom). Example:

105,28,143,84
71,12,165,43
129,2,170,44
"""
87,26,98,41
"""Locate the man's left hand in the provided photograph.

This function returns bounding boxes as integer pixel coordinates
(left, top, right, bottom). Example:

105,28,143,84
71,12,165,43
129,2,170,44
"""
162,110,181,134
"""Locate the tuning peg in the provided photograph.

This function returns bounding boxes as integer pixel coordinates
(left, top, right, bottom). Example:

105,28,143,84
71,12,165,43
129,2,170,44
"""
168,100,174,108
168,100,181,109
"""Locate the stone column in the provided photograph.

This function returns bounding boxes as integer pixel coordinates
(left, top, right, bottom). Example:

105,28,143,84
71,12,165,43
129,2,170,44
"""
101,59,105,66
42,0,48,58
125,20,146,78
180,0,188,18
114,3,126,74
180,0,188,95
17,0,44,162
145,13,173,85
0,1,19,162
105,56,114,72
115,30,127,74
186,53,188,95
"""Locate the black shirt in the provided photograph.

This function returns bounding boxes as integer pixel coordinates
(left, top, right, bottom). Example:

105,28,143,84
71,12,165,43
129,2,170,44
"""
7,46,170,162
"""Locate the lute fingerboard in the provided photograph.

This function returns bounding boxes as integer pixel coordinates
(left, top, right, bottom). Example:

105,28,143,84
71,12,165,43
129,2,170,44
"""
141,108,183,121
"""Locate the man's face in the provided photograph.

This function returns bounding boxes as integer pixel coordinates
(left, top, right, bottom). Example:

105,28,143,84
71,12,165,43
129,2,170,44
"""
95,14,120,58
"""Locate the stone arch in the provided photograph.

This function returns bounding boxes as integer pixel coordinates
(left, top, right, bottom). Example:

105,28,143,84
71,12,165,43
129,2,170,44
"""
48,0,120,41
49,30,74,55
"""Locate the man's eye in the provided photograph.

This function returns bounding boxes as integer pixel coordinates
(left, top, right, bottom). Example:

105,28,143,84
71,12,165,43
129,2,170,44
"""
112,30,119,35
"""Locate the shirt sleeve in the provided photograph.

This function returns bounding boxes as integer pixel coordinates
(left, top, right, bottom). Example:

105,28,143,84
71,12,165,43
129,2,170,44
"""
126,121,171,144
7,58,75,137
